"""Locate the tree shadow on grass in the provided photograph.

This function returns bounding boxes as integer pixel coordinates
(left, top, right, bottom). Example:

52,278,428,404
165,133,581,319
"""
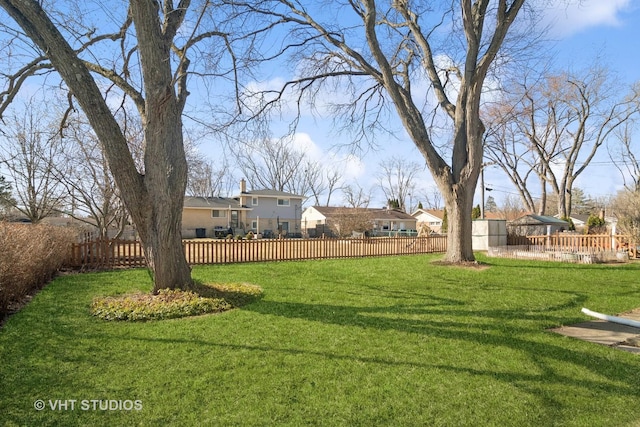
21,286,639,426
239,295,640,416
101,294,640,425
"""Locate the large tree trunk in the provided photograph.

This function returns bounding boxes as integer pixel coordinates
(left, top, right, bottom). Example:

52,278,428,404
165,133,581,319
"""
1,0,194,292
128,0,193,291
442,184,476,263
134,91,192,291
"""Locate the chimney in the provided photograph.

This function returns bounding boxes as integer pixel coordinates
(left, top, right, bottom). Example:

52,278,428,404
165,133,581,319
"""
240,178,247,193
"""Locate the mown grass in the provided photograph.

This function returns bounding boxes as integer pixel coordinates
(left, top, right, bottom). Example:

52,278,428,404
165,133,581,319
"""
1,254,640,426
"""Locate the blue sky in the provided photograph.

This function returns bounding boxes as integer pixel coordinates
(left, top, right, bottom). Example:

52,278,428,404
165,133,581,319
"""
206,1,640,210
2,1,638,212
484,0,640,206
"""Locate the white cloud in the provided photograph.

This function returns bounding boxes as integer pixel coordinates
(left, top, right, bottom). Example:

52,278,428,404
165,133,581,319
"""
336,153,367,181
543,0,633,37
286,132,366,181
288,132,323,161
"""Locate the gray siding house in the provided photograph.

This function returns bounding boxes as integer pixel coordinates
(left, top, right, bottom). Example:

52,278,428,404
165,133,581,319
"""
237,179,305,237
181,179,305,238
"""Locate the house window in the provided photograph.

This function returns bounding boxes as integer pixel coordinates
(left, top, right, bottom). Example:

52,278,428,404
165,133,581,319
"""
252,197,259,206
251,221,257,229
277,198,290,206
212,210,226,218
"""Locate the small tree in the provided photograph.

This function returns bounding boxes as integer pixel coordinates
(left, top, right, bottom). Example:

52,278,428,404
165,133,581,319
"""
0,100,66,223
234,135,323,197
50,112,129,238
329,208,374,238
342,184,371,209
586,214,606,235
613,190,640,244
472,205,481,220
441,210,448,234
377,157,420,213
0,175,15,218
485,196,498,213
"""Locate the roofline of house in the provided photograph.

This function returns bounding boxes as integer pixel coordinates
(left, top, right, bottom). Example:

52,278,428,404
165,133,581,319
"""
238,192,306,200
184,205,252,211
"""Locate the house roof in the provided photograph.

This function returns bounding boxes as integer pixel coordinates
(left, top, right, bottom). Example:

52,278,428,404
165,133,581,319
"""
509,214,569,226
411,208,444,220
412,208,504,220
553,214,590,225
482,211,503,220
309,206,416,221
238,189,306,199
183,196,249,210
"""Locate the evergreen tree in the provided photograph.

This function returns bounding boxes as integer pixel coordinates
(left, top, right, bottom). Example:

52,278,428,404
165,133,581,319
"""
441,209,448,234
0,175,14,216
484,196,498,213
586,213,606,234
471,204,481,219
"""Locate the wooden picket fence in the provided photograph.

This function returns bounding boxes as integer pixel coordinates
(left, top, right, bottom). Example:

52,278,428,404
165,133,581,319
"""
67,235,448,269
68,238,147,269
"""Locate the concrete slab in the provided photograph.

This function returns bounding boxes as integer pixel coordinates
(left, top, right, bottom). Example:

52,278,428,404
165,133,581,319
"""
551,309,640,354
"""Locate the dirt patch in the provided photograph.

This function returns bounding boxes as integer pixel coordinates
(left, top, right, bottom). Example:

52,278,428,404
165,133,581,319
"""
620,307,640,318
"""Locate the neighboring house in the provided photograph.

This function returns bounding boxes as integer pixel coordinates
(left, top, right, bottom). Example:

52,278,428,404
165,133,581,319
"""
302,206,417,237
182,179,305,238
412,208,505,234
237,179,306,237
507,214,570,236
411,209,444,234
553,214,589,231
182,196,250,238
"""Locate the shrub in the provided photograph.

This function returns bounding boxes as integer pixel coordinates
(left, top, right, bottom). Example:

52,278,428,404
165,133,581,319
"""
0,222,75,319
586,214,607,234
91,282,263,321
560,216,576,231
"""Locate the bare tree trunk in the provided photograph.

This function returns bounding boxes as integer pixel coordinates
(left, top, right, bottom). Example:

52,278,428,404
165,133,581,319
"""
135,92,192,290
537,178,547,215
0,0,193,291
444,187,476,262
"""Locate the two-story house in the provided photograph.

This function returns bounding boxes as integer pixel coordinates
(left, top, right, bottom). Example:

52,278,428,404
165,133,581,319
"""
182,179,305,238
237,179,306,237
182,196,250,238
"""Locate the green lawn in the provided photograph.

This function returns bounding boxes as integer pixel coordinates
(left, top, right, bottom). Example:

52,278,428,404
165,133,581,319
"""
1,254,640,426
